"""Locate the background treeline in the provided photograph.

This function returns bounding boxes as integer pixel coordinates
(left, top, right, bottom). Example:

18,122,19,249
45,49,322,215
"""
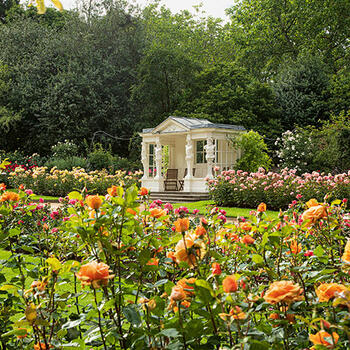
0,0,349,167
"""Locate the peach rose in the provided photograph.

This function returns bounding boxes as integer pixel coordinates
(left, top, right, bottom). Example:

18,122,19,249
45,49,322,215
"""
107,185,118,197
146,258,159,266
170,285,186,302
177,278,196,296
76,261,114,288
222,275,238,293
242,235,255,245
239,222,252,231
1,191,20,202
139,187,149,196
287,240,302,255
175,233,205,266
194,225,206,237
211,262,222,276
316,283,348,302
306,198,319,208
264,281,303,304
257,203,266,212
150,208,166,218
309,331,339,348
86,195,103,210
301,205,327,226
174,218,190,233
341,240,350,263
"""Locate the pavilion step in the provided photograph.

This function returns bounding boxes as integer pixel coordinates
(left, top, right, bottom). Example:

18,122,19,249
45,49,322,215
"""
149,192,210,203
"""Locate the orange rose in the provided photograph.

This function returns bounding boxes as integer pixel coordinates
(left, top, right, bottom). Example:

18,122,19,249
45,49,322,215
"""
76,261,114,288
18,184,25,190
316,283,348,302
34,343,53,350
341,240,350,263
242,235,255,245
170,285,186,302
211,262,222,276
239,222,252,232
309,331,339,348
146,258,159,266
166,251,176,263
127,208,137,215
139,187,149,196
86,195,102,210
301,205,327,226
150,208,166,218
230,306,246,320
107,185,118,197
222,275,238,293
177,278,196,296
257,203,266,212
194,225,206,237
287,240,302,255
174,233,205,266
264,281,303,304
174,218,190,233
306,198,319,208
31,280,47,292
0,183,6,191
1,191,20,202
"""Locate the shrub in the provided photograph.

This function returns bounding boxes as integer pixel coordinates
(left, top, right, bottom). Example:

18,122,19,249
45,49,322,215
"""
87,144,114,170
231,130,272,172
44,156,89,170
275,129,313,173
51,139,79,159
208,168,350,210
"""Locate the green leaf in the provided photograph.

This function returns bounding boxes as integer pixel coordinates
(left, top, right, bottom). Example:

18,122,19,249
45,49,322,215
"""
159,328,180,338
46,257,62,271
68,191,83,201
314,245,324,258
8,228,20,237
123,304,141,326
252,254,264,265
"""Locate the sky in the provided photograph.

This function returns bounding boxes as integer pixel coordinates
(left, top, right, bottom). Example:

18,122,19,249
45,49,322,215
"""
58,0,233,19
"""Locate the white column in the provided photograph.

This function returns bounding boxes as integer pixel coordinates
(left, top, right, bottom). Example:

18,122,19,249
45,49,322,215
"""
185,134,194,179
154,138,162,180
141,141,149,180
205,137,215,179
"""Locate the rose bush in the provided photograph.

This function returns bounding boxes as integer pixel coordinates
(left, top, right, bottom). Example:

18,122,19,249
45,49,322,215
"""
4,166,142,196
0,183,350,348
208,167,350,210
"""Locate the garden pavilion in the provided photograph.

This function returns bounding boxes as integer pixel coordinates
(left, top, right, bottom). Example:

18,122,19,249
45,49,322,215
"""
139,116,245,193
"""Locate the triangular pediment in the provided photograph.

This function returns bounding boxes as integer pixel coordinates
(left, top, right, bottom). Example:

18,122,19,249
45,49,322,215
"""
152,117,189,134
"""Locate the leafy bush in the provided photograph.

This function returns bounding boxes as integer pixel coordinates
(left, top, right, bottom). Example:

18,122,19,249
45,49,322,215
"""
231,130,272,172
87,144,114,170
50,140,79,159
44,156,89,170
1,185,350,348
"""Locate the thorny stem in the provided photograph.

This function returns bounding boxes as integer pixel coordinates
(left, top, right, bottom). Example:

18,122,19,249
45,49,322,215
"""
93,288,108,350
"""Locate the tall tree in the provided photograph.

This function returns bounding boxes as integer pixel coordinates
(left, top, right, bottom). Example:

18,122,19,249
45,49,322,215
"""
227,0,350,78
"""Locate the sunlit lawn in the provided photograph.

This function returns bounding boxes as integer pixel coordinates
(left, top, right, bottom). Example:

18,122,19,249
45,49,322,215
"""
173,200,279,218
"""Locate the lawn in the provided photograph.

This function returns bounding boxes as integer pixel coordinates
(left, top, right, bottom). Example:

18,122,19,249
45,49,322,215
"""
173,200,279,218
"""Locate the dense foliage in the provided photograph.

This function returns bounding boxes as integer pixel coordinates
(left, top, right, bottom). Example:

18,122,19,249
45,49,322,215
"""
0,0,349,160
1,183,350,348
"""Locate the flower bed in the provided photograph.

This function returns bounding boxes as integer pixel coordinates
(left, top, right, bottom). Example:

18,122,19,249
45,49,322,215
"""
208,167,350,210
5,166,142,196
1,184,350,348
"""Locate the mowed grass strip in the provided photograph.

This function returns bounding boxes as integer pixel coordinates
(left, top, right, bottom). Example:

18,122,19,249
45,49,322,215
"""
173,200,279,218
